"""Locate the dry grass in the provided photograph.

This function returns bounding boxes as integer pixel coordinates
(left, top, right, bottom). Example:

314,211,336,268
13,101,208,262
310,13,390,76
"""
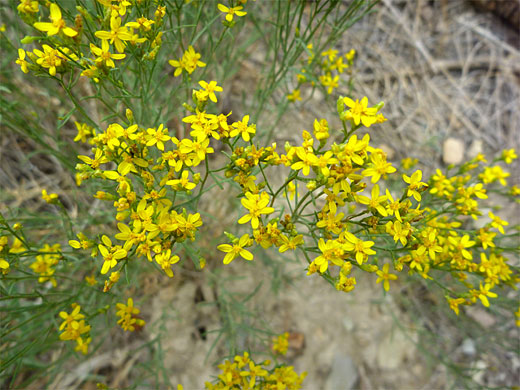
349,0,519,169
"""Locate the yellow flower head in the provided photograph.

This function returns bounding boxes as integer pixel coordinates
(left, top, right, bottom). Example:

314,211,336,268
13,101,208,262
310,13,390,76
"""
217,3,247,23
34,3,78,37
218,234,253,264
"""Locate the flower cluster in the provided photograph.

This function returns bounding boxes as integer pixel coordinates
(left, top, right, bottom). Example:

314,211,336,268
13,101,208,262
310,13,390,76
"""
116,298,145,331
0,236,11,275
30,243,61,287
70,82,266,283
287,45,356,101
272,332,289,355
0,235,17,274
217,91,518,318
59,304,91,354
205,352,306,390
7,1,519,379
16,2,165,82
169,45,206,77
16,44,78,77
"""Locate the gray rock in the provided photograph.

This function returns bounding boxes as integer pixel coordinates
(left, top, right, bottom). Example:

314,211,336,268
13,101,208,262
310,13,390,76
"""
461,338,476,357
325,352,359,390
443,137,465,165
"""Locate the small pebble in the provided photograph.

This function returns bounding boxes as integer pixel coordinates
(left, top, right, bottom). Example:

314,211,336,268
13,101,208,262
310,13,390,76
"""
461,338,476,356
443,137,465,165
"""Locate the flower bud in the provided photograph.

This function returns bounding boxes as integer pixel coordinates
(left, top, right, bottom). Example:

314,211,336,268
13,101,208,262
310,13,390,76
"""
306,181,317,191
337,96,345,115
125,108,134,123
374,101,385,111
20,36,40,44
224,231,237,242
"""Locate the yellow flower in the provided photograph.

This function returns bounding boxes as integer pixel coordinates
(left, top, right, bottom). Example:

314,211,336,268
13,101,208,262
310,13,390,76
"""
0,258,9,274
285,181,297,200
155,5,166,20
479,166,510,186
331,56,348,73
356,184,388,217
15,49,29,73
183,45,206,73
75,336,91,355
488,211,508,234
477,228,496,250
447,297,466,316
218,234,254,264
376,263,398,292
217,3,247,22
230,115,256,142
90,39,126,68
385,220,411,246
272,332,289,355
126,17,155,31
73,121,93,143
85,274,97,285
80,65,101,83
319,73,339,94
78,148,109,169
321,48,338,61
448,234,475,260
155,249,180,277
342,232,376,265
316,203,344,235
474,283,497,307
335,273,357,293
102,270,121,293
401,157,418,170
69,232,92,250
197,80,223,103
41,189,58,203
312,151,338,177
287,89,302,102
385,189,403,222
510,185,520,196
95,15,132,53
166,170,197,191
278,234,304,253
345,49,356,62
313,238,345,273
290,147,317,176
168,56,186,77
238,192,274,229
59,305,91,352
146,124,170,150
402,170,428,201
169,46,206,76
313,118,329,140
59,305,84,331
33,3,78,37
9,237,26,254
362,152,396,183
502,148,517,164
32,44,63,76
17,0,39,14
98,235,127,274
341,96,377,127
116,298,145,331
